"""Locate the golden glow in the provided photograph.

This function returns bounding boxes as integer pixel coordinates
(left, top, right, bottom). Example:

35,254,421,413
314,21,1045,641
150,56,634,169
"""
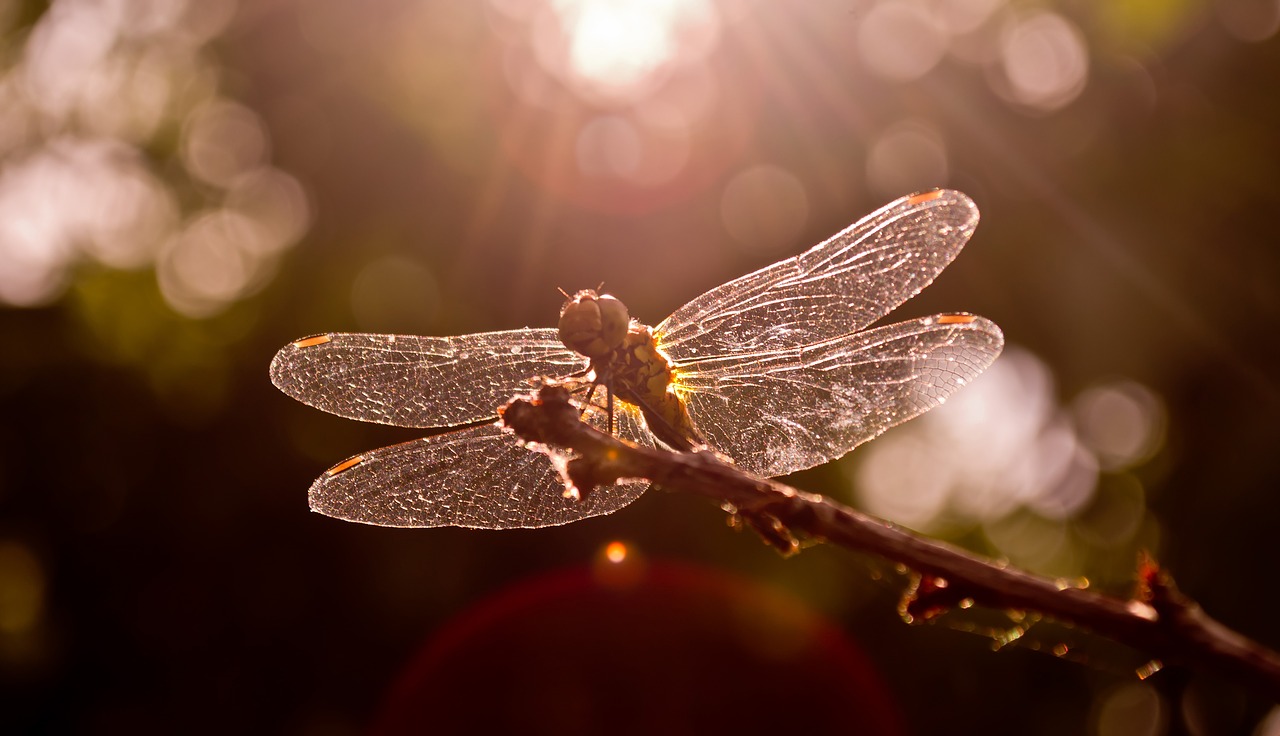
593,539,644,589
1135,660,1163,679
326,455,365,476
604,540,627,563
1126,601,1159,621
937,313,977,325
1053,576,1090,591
0,541,45,634
993,625,1026,648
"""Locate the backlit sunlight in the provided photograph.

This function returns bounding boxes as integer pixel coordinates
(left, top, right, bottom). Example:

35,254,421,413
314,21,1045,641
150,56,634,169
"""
534,0,719,104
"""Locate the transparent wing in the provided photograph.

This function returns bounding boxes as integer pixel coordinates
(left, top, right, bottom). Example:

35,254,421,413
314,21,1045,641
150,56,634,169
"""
677,314,1004,478
655,190,980,361
269,329,586,429
308,398,655,529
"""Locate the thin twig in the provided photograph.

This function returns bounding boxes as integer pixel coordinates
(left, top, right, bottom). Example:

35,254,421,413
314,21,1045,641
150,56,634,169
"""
501,384,1280,701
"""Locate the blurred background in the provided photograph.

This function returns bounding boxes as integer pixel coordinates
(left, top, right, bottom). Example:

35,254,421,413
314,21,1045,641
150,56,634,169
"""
1,0,1278,732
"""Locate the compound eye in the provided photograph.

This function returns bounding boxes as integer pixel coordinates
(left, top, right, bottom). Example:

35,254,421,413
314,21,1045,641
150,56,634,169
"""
558,290,630,358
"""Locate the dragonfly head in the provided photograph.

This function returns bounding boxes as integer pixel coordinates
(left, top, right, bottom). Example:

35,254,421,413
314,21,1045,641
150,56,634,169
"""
558,289,630,359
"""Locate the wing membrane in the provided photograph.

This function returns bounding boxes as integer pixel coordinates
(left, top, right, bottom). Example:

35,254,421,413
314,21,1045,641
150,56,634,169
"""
676,314,1004,478
269,330,586,429
308,396,655,529
656,190,979,361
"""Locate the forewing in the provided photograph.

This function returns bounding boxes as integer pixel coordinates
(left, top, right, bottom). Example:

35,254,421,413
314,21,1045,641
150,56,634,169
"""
677,314,1004,478
656,190,979,360
270,330,586,428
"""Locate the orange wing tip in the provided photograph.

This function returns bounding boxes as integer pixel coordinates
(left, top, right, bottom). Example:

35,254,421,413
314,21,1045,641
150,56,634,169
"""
292,335,333,348
907,190,945,205
936,313,978,325
326,455,365,475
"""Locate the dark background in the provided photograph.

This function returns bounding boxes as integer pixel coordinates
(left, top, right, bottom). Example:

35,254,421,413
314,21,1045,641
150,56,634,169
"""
2,0,1278,733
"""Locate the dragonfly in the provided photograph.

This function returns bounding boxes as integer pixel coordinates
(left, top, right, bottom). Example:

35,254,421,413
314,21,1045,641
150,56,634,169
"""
270,189,1004,529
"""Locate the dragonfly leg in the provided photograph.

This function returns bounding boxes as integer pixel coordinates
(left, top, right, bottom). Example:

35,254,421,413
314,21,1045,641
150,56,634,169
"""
578,361,609,422
579,361,619,436
580,381,599,419
606,381,615,436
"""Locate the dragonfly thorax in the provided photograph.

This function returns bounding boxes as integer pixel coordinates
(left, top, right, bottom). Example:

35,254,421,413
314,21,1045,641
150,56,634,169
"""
558,289,630,359
604,323,704,452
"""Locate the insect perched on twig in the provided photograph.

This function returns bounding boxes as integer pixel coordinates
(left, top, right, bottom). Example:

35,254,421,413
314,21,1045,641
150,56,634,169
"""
270,189,1003,529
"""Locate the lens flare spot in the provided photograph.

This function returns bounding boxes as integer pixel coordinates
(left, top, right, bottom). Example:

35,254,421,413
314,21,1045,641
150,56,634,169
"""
720,164,809,255
1072,381,1166,471
857,0,947,82
998,11,1089,111
181,98,270,188
867,120,949,200
1215,0,1280,42
1095,682,1166,736
157,209,269,317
